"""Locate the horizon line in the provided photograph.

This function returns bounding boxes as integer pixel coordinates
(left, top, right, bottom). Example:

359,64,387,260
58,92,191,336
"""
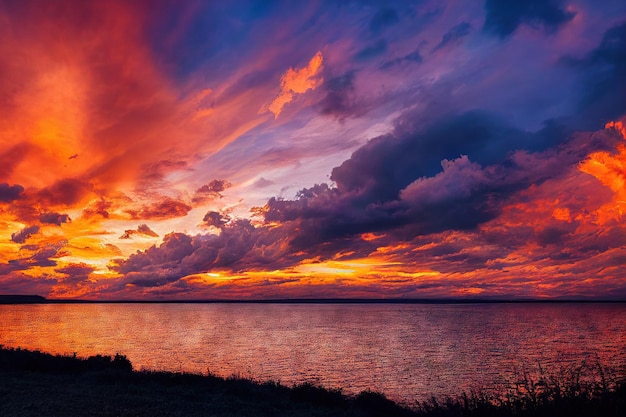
1,295,625,304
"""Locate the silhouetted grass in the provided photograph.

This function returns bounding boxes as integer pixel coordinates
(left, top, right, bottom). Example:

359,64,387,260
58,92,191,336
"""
0,345,132,373
414,360,626,417
0,345,414,416
0,345,624,416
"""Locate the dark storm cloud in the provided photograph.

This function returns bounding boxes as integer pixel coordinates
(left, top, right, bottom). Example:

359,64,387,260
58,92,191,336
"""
10,225,40,243
432,22,471,53
562,22,626,127
483,0,575,38
264,111,617,243
330,111,529,200
0,183,24,202
39,212,71,226
264,180,493,246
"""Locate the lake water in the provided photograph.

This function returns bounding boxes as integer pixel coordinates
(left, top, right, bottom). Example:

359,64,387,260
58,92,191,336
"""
1,303,625,404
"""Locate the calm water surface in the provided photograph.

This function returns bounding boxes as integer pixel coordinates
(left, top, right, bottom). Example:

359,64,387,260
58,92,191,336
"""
1,303,625,404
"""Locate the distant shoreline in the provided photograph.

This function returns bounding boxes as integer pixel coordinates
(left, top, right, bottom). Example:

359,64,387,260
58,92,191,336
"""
1,294,625,304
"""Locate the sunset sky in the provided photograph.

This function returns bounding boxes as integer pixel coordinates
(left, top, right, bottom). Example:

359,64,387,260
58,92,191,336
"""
1,0,626,300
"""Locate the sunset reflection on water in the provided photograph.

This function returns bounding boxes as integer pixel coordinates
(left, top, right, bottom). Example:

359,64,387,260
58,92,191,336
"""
1,303,625,403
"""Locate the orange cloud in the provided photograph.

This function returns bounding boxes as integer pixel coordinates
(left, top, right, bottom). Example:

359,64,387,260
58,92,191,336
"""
0,1,298,294
119,224,159,240
361,232,385,241
267,51,324,118
127,198,193,220
0,1,278,201
552,207,571,222
578,118,626,225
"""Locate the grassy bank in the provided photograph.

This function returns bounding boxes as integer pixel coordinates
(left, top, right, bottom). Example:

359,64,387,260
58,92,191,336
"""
0,346,624,417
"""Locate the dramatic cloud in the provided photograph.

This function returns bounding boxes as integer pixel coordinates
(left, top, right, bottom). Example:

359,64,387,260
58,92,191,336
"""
1,0,625,299
79,119,626,299
261,116,622,253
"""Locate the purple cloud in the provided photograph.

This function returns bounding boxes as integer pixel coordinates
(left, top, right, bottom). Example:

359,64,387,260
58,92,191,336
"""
127,198,192,220
39,212,71,226
192,179,232,203
111,219,300,287
0,183,24,202
203,211,230,229
55,263,96,283
11,225,40,243
120,224,159,239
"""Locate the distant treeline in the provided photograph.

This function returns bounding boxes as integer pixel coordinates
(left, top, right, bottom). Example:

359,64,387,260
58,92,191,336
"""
0,345,624,417
0,295,47,304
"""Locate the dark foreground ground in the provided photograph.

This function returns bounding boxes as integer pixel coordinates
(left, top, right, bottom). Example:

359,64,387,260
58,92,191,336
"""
0,347,624,417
